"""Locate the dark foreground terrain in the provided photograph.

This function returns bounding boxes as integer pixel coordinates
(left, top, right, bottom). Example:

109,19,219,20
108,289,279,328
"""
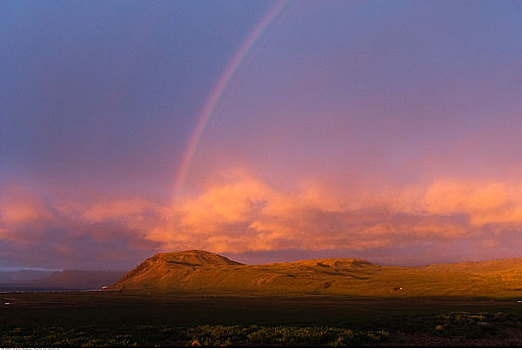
1,291,522,347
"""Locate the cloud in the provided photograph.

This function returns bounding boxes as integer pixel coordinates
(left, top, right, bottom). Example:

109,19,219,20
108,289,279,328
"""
180,176,271,232
81,199,154,223
0,189,53,226
0,187,159,269
401,180,522,226
1,171,522,268
143,171,522,255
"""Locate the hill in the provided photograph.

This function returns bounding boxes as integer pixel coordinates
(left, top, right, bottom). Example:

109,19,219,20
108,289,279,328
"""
421,258,522,274
111,250,522,298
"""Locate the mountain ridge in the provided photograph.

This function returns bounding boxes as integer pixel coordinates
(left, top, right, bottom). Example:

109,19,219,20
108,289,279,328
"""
111,250,522,298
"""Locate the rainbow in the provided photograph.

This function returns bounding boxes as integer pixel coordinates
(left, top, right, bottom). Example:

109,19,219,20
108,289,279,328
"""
172,0,288,202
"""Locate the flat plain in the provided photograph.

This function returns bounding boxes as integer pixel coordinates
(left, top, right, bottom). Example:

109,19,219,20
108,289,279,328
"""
1,291,521,347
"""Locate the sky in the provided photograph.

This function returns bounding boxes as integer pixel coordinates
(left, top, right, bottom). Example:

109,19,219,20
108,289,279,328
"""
1,0,522,270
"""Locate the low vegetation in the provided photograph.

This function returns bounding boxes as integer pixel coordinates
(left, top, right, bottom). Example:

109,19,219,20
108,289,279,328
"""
0,324,391,347
1,292,521,346
1,311,521,347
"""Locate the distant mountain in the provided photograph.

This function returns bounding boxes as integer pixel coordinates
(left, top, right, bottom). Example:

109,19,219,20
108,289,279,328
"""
0,270,54,283
111,250,522,298
0,270,124,291
33,270,125,289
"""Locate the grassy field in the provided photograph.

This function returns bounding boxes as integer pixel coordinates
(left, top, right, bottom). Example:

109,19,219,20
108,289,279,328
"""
112,251,522,298
1,291,521,346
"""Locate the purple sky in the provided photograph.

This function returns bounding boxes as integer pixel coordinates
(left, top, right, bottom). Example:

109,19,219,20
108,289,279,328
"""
1,0,522,270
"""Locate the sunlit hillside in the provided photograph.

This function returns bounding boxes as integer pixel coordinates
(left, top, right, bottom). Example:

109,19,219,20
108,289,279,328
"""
111,250,522,298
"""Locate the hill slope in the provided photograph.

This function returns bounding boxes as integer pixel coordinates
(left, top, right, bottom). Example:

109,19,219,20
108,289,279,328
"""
111,250,522,298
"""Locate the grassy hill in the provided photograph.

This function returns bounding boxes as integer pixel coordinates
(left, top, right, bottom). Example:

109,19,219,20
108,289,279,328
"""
111,250,522,298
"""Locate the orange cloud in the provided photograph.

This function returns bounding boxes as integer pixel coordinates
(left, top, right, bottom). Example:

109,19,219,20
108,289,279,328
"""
142,172,522,254
420,180,522,226
2,172,522,265
0,192,53,225
180,176,271,232
81,199,148,222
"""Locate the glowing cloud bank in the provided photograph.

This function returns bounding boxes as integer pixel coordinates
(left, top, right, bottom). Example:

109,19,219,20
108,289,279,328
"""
3,171,521,268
